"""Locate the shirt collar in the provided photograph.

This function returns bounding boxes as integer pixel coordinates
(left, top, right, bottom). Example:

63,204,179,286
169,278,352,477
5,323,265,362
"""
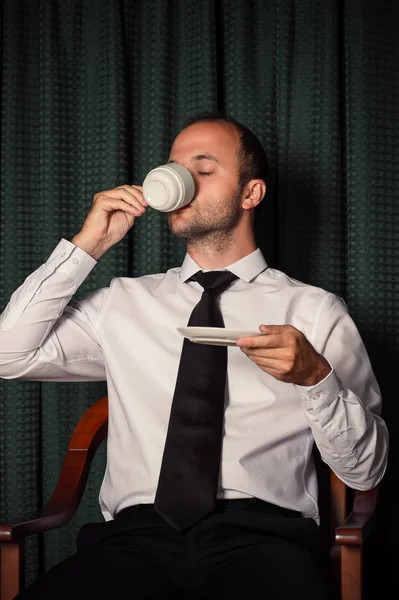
179,248,268,283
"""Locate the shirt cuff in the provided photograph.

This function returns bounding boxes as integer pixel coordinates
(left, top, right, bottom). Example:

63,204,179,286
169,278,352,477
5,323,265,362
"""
294,361,343,408
45,238,98,287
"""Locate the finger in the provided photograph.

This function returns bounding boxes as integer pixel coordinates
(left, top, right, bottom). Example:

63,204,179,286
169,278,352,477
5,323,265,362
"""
244,354,296,382
236,333,283,349
236,336,261,348
240,347,288,361
118,185,148,207
98,189,146,214
98,197,142,217
115,186,147,209
243,353,283,371
259,324,297,335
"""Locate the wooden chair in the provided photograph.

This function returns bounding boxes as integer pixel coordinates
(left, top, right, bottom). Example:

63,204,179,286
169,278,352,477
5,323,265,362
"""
0,396,379,600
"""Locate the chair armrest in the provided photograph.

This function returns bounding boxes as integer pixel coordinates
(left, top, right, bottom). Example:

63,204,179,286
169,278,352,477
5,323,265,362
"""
335,487,379,546
0,396,108,543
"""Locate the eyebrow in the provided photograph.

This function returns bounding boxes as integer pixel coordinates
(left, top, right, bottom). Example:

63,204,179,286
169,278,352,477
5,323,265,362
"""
168,154,220,164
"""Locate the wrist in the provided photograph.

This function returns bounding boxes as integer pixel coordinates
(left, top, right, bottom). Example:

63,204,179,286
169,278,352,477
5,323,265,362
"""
301,357,332,387
71,232,109,260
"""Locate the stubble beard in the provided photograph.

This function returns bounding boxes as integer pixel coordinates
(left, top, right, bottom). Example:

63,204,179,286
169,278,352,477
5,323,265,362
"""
168,186,244,254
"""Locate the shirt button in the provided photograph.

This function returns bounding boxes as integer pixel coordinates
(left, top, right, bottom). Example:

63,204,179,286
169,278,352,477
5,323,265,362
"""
72,258,79,265
312,393,321,401
60,252,66,258
35,289,41,295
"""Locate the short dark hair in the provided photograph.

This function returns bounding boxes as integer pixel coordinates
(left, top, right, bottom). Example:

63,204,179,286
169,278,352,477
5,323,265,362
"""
182,112,269,192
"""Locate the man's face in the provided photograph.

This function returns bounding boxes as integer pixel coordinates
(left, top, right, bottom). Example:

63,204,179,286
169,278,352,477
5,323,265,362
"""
167,121,244,241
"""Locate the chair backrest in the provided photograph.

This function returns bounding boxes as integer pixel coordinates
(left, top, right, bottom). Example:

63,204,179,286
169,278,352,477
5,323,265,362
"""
313,444,348,537
312,444,349,594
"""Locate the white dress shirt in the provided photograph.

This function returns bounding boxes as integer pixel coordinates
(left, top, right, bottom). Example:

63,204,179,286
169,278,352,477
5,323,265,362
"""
0,239,388,523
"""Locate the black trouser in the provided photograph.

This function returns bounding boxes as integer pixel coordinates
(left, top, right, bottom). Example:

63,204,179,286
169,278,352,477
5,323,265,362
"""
16,499,329,599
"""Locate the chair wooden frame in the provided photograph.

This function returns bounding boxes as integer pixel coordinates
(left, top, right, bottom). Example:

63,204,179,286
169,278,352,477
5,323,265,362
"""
0,396,378,599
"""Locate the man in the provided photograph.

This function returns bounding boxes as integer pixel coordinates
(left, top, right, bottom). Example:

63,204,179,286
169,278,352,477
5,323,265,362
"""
0,114,389,599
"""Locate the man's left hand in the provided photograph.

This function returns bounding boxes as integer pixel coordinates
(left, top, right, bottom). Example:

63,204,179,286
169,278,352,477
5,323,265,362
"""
237,325,332,386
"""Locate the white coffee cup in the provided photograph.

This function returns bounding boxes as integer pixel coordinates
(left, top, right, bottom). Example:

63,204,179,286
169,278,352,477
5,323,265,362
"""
142,163,195,212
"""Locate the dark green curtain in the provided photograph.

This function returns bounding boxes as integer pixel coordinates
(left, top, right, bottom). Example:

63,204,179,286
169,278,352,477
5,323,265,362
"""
1,0,398,592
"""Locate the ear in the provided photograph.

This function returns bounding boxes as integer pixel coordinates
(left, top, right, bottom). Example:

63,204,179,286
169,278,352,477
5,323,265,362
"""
241,179,266,210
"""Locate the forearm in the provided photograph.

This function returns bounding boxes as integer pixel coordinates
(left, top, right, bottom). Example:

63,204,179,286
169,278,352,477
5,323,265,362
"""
0,239,97,373
298,369,388,489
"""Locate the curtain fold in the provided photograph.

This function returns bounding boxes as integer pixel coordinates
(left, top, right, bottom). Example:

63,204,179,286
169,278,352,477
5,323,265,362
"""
1,0,397,588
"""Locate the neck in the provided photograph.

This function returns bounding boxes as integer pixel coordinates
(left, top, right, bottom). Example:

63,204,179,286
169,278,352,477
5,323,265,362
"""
187,233,257,269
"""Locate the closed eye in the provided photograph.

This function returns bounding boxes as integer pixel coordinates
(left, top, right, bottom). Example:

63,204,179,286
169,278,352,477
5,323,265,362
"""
198,172,212,176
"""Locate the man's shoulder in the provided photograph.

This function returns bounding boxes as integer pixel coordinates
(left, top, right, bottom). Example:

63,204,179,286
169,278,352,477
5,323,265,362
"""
261,267,344,306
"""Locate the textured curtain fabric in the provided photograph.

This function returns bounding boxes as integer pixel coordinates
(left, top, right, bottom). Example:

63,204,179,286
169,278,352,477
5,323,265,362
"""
0,0,398,589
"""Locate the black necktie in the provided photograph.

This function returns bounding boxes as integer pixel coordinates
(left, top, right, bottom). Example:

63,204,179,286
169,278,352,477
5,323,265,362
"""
154,270,238,531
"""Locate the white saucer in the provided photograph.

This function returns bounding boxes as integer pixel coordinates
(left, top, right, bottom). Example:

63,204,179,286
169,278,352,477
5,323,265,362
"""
177,327,264,346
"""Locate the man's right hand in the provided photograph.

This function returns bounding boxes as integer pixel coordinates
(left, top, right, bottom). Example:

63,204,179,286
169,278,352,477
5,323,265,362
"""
72,185,148,260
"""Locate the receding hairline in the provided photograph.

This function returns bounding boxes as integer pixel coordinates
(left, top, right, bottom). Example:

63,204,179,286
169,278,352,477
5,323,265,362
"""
175,119,242,160
180,118,241,140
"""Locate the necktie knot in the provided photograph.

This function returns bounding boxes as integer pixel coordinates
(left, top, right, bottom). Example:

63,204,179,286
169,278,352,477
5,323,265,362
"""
190,270,238,295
